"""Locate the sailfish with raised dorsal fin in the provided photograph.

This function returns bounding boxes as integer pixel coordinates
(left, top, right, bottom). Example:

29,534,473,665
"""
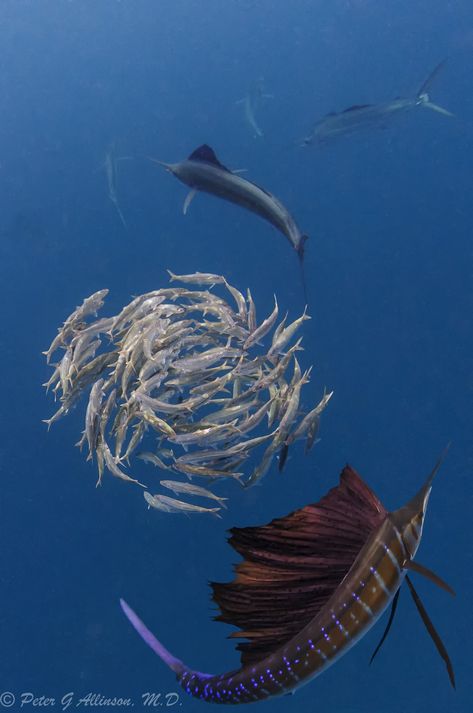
120,454,455,704
149,145,309,303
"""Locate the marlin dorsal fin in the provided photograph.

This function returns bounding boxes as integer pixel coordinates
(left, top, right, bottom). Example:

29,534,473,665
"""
188,144,231,172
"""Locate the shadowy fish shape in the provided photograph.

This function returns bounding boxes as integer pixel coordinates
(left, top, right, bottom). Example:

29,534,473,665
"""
302,60,453,146
120,453,455,704
103,142,131,228
150,145,309,301
236,79,273,138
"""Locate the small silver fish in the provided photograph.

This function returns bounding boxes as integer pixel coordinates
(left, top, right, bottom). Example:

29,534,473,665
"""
137,451,170,470
144,491,222,518
167,270,226,285
160,480,228,507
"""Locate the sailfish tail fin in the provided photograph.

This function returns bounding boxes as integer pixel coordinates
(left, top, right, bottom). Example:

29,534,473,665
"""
120,599,185,675
297,235,309,306
120,599,219,701
297,234,309,261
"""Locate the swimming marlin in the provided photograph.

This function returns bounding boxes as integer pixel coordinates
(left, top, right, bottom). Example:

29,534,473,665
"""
236,79,273,138
302,60,453,146
149,145,308,299
104,143,129,229
120,454,455,705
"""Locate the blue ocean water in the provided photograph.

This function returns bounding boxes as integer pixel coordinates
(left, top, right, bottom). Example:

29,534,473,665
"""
1,1,472,711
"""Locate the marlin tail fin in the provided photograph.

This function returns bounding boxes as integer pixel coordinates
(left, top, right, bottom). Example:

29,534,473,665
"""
417,59,448,98
416,60,453,117
422,101,455,117
298,235,309,305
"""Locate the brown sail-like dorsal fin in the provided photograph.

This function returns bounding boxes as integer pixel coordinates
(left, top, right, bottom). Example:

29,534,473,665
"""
211,466,387,666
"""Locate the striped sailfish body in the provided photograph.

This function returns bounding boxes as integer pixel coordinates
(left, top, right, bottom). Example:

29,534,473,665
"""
121,461,454,705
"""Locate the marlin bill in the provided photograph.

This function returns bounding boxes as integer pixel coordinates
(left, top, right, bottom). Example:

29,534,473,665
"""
149,145,309,297
120,455,455,704
302,60,453,146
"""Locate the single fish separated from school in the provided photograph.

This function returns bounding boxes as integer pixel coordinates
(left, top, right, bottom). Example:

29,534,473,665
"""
149,145,309,300
121,454,455,704
302,60,453,146
43,272,331,514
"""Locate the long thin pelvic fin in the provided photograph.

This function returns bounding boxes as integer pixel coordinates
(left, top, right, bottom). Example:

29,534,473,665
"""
369,588,401,665
404,560,455,596
405,576,456,689
119,599,184,674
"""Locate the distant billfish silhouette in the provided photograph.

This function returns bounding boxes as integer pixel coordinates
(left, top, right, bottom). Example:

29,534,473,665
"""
150,145,309,301
236,79,273,138
302,60,453,145
102,143,130,229
121,454,455,705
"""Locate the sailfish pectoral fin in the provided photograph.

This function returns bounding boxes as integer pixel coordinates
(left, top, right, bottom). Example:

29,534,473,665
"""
404,560,455,596
405,576,456,689
369,588,401,665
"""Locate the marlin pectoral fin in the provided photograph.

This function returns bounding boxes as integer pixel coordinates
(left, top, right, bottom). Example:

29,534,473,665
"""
183,189,198,215
423,101,454,118
369,587,400,665
404,560,455,596
405,575,455,689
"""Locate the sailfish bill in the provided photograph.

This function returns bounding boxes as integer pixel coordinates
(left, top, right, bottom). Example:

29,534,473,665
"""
121,459,454,705
149,145,309,303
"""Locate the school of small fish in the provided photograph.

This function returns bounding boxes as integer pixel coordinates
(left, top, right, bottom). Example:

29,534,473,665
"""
43,272,332,517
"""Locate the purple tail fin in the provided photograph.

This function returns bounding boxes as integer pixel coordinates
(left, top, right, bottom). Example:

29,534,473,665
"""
120,599,218,702
120,599,184,674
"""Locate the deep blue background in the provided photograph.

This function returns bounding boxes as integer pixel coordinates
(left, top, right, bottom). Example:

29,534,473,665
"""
1,1,472,711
